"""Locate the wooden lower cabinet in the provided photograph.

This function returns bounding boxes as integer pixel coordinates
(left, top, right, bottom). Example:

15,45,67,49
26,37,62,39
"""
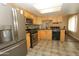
60,30,65,42
38,30,46,40
26,33,30,48
38,29,65,42
38,30,52,41
26,30,65,48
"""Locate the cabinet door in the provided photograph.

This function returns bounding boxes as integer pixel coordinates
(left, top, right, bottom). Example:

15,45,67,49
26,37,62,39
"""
38,30,46,40
38,31,40,41
0,40,27,56
45,30,52,40
60,30,65,42
38,30,52,41
26,33,30,48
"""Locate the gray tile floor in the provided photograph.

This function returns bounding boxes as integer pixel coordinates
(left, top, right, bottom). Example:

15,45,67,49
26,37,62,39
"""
26,35,79,56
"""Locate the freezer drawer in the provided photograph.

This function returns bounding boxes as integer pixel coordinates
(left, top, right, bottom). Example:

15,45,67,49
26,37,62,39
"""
0,40,27,56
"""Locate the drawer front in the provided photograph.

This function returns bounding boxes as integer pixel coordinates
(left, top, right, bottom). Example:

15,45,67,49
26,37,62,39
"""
0,40,27,56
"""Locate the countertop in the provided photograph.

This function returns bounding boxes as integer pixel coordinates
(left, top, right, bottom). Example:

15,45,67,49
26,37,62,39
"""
26,29,65,34
26,28,65,31
26,26,66,33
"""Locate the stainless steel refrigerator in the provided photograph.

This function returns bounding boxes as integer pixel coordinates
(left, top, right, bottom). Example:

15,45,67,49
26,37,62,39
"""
0,4,27,56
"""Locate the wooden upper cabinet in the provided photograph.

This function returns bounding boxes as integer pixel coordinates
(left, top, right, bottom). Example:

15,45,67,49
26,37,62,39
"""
52,16,63,23
58,16,63,23
24,10,63,25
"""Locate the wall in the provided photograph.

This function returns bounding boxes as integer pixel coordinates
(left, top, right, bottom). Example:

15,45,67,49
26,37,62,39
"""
68,14,79,41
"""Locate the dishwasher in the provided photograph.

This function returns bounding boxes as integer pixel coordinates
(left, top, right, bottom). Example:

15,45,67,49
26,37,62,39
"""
52,27,60,40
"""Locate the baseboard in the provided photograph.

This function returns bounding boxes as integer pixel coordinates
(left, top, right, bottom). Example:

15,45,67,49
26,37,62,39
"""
68,33,79,41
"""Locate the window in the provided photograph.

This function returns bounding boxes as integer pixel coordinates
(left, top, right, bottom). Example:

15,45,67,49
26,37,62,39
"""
68,15,77,32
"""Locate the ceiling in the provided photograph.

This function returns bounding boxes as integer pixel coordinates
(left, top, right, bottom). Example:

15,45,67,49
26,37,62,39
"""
9,3,79,16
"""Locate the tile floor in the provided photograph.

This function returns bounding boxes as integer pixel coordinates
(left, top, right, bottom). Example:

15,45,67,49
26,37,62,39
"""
26,35,79,56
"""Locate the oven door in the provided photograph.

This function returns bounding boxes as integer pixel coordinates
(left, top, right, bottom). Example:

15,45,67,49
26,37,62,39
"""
30,31,38,48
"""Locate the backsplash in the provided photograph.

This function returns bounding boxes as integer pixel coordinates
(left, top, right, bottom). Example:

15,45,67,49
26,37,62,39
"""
26,24,39,29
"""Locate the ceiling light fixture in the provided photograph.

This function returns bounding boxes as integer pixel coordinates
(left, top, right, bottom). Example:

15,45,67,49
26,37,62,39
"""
26,0,63,13
39,7,61,13
33,3,62,10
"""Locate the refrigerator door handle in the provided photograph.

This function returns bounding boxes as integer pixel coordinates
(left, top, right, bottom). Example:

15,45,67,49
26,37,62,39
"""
12,8,18,41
